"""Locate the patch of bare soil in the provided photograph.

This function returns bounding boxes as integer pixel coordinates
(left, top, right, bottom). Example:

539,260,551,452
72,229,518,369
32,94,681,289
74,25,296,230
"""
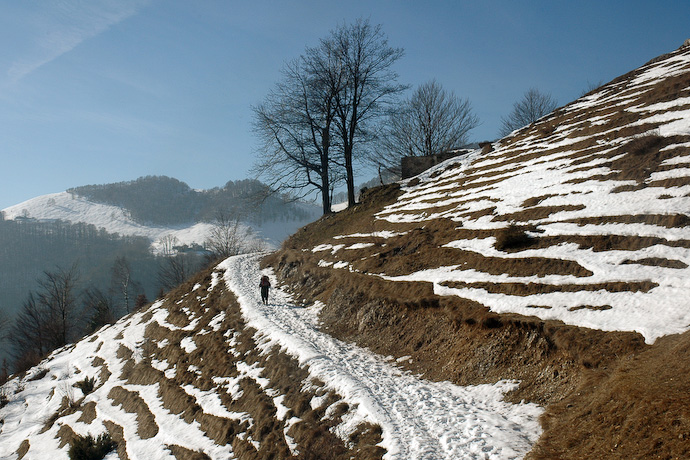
56,424,77,449
103,421,128,460
622,257,689,269
494,204,586,222
15,440,29,460
610,134,688,184
77,401,98,423
560,213,690,229
167,444,212,460
540,234,690,251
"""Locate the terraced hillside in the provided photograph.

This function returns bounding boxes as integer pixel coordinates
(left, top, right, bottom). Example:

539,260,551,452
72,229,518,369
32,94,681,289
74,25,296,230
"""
0,265,388,460
265,42,690,458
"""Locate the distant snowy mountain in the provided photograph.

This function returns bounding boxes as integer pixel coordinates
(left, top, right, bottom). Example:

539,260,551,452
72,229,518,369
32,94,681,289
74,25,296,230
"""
3,191,214,252
2,180,320,252
3,191,218,254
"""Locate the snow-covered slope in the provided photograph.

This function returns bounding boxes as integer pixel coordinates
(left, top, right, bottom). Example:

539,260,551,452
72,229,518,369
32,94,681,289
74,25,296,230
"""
3,191,215,251
3,186,320,251
0,254,541,459
305,43,690,344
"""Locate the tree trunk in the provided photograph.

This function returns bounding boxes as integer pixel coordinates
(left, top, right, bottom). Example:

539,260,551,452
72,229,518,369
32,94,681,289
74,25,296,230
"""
345,146,355,207
321,156,332,214
321,127,333,214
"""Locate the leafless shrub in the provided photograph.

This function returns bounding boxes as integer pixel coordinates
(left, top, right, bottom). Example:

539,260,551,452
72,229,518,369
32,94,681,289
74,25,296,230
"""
205,210,253,260
58,381,79,408
0,385,10,409
74,376,96,396
499,88,558,137
68,432,116,460
28,367,49,381
377,79,479,175
159,234,179,257
495,224,534,251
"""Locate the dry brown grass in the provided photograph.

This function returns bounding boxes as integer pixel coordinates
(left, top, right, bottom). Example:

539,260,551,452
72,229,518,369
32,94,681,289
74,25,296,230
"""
109,386,159,439
55,424,77,449
528,331,690,460
622,257,688,269
167,444,212,460
77,401,98,424
440,280,658,296
560,213,690,229
494,224,535,250
495,204,586,223
543,233,690,251
102,421,128,460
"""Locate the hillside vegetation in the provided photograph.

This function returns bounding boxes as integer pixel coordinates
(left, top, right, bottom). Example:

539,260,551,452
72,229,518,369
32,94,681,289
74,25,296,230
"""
264,42,690,458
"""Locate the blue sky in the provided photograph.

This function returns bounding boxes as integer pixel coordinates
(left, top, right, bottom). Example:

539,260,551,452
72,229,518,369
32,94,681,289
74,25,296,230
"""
1,0,688,209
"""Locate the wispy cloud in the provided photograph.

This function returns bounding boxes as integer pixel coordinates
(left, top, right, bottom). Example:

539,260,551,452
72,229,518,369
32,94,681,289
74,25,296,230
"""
6,0,152,83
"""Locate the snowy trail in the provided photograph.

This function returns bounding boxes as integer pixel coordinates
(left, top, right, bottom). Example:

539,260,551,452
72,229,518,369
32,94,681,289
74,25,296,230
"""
220,253,542,460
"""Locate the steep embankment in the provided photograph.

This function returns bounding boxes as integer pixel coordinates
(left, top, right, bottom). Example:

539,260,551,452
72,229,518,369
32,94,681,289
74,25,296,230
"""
264,42,690,458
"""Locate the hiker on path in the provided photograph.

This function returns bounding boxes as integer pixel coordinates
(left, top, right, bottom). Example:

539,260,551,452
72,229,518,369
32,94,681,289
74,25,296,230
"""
259,275,271,304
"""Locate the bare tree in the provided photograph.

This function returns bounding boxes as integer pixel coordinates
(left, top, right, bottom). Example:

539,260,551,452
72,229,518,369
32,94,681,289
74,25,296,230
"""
205,210,253,260
253,54,343,215
159,234,179,257
82,287,116,333
157,255,193,292
10,265,80,370
134,293,149,310
37,264,80,349
253,19,406,212
328,19,407,207
580,80,604,97
378,80,479,175
10,293,49,371
0,307,8,343
111,256,136,314
499,88,558,137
